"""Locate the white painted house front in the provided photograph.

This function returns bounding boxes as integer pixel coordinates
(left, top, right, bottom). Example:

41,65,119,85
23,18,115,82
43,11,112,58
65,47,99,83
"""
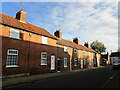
110,52,120,65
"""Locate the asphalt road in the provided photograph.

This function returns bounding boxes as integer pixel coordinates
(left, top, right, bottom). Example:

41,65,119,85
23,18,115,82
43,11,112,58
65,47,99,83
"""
3,66,119,89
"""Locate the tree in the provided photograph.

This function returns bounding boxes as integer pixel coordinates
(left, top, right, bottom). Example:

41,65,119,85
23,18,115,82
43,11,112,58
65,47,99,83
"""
90,40,106,54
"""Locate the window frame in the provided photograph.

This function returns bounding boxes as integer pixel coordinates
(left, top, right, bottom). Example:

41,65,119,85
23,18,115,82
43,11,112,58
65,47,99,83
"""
42,36,48,45
6,49,19,68
41,52,47,65
64,58,67,67
64,46,68,52
9,28,20,39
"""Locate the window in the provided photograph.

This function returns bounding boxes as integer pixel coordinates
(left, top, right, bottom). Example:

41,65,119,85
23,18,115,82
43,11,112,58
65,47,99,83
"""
6,49,18,67
88,52,90,56
74,58,77,66
83,51,86,55
10,28,20,39
64,46,68,52
42,36,48,44
64,58,67,67
84,59,86,65
74,49,77,53
41,52,47,65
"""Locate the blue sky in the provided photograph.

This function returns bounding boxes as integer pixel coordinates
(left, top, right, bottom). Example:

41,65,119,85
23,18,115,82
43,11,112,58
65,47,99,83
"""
1,0,119,53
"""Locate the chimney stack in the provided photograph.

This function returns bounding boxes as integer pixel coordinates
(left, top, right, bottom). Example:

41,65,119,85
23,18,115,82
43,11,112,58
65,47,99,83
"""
16,10,26,22
54,30,62,39
84,42,89,48
73,38,80,44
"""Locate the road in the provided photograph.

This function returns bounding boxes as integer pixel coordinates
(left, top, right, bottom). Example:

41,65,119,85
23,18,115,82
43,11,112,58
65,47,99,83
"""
3,66,120,89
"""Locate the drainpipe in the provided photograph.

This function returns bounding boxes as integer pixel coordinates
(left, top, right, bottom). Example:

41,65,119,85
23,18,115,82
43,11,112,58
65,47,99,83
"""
27,33,32,75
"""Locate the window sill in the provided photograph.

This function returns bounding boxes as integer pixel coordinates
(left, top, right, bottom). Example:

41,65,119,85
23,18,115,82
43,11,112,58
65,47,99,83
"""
41,64,47,66
74,65,77,67
6,65,19,68
64,66,67,68
64,51,68,53
9,37,21,40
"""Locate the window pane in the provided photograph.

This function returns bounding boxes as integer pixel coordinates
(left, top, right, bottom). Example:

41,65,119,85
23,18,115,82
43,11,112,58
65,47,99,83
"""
64,58,67,67
10,29,20,39
6,50,18,66
41,52,47,65
41,59,47,65
42,54,47,58
42,36,48,44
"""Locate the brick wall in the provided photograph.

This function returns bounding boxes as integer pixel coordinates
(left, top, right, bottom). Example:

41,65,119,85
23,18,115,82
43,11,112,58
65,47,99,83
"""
1,25,58,76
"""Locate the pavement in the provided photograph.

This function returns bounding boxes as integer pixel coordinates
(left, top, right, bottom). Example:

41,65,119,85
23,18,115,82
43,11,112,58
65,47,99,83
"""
2,66,106,88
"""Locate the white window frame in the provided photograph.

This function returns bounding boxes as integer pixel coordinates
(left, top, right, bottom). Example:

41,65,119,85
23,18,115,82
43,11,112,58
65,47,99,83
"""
74,58,77,66
64,46,68,52
6,49,19,68
88,52,90,56
64,58,67,67
84,59,86,65
41,52,47,65
74,49,77,53
9,28,20,39
42,36,48,44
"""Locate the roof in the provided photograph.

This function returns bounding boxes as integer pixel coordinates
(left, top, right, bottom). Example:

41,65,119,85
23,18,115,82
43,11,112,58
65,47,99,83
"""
0,12,97,53
57,38,97,53
110,52,120,57
0,13,56,39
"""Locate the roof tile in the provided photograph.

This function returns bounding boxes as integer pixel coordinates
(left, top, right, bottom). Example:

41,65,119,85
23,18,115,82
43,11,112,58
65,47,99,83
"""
0,13,56,39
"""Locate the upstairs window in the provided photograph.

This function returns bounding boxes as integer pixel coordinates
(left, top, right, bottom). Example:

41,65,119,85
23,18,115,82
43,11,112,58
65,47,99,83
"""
41,52,47,65
64,46,68,52
10,28,20,39
6,49,18,67
42,36,48,44
74,49,77,53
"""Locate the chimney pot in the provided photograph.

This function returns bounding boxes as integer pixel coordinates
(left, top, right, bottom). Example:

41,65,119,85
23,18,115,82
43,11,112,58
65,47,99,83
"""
84,42,89,48
73,38,80,44
16,10,26,22
54,30,62,39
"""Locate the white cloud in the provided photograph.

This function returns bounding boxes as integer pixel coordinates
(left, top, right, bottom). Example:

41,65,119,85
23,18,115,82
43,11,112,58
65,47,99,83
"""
2,0,120,2
48,2,118,52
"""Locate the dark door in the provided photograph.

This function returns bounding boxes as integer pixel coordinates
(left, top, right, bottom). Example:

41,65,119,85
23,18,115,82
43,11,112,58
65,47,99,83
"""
57,58,61,72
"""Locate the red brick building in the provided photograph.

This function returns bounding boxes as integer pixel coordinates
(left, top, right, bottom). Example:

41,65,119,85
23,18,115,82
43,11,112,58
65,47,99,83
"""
0,10,100,77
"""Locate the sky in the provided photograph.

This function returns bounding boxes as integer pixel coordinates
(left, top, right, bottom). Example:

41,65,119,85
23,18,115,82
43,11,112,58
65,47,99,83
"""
1,0,119,53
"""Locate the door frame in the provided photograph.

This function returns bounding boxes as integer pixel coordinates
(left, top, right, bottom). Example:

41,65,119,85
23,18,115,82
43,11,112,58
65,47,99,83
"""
51,55,55,70
57,57,61,72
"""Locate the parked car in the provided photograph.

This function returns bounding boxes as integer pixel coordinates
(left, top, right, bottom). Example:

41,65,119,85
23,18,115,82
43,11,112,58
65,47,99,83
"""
112,63,120,70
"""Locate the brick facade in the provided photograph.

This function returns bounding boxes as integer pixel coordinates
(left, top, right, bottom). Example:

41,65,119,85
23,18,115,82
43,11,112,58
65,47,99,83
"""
0,11,102,77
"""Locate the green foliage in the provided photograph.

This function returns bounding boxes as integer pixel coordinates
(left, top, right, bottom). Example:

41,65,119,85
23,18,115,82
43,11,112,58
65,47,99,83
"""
90,40,106,54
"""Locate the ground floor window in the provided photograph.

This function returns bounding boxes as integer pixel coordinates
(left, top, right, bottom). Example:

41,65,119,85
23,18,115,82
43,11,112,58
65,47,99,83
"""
74,58,77,66
6,49,18,67
84,59,86,65
64,58,67,67
41,52,47,65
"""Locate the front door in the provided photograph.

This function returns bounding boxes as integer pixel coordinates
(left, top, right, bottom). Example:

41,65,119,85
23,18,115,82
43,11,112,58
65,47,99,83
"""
57,58,61,72
51,55,55,70
81,60,83,69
